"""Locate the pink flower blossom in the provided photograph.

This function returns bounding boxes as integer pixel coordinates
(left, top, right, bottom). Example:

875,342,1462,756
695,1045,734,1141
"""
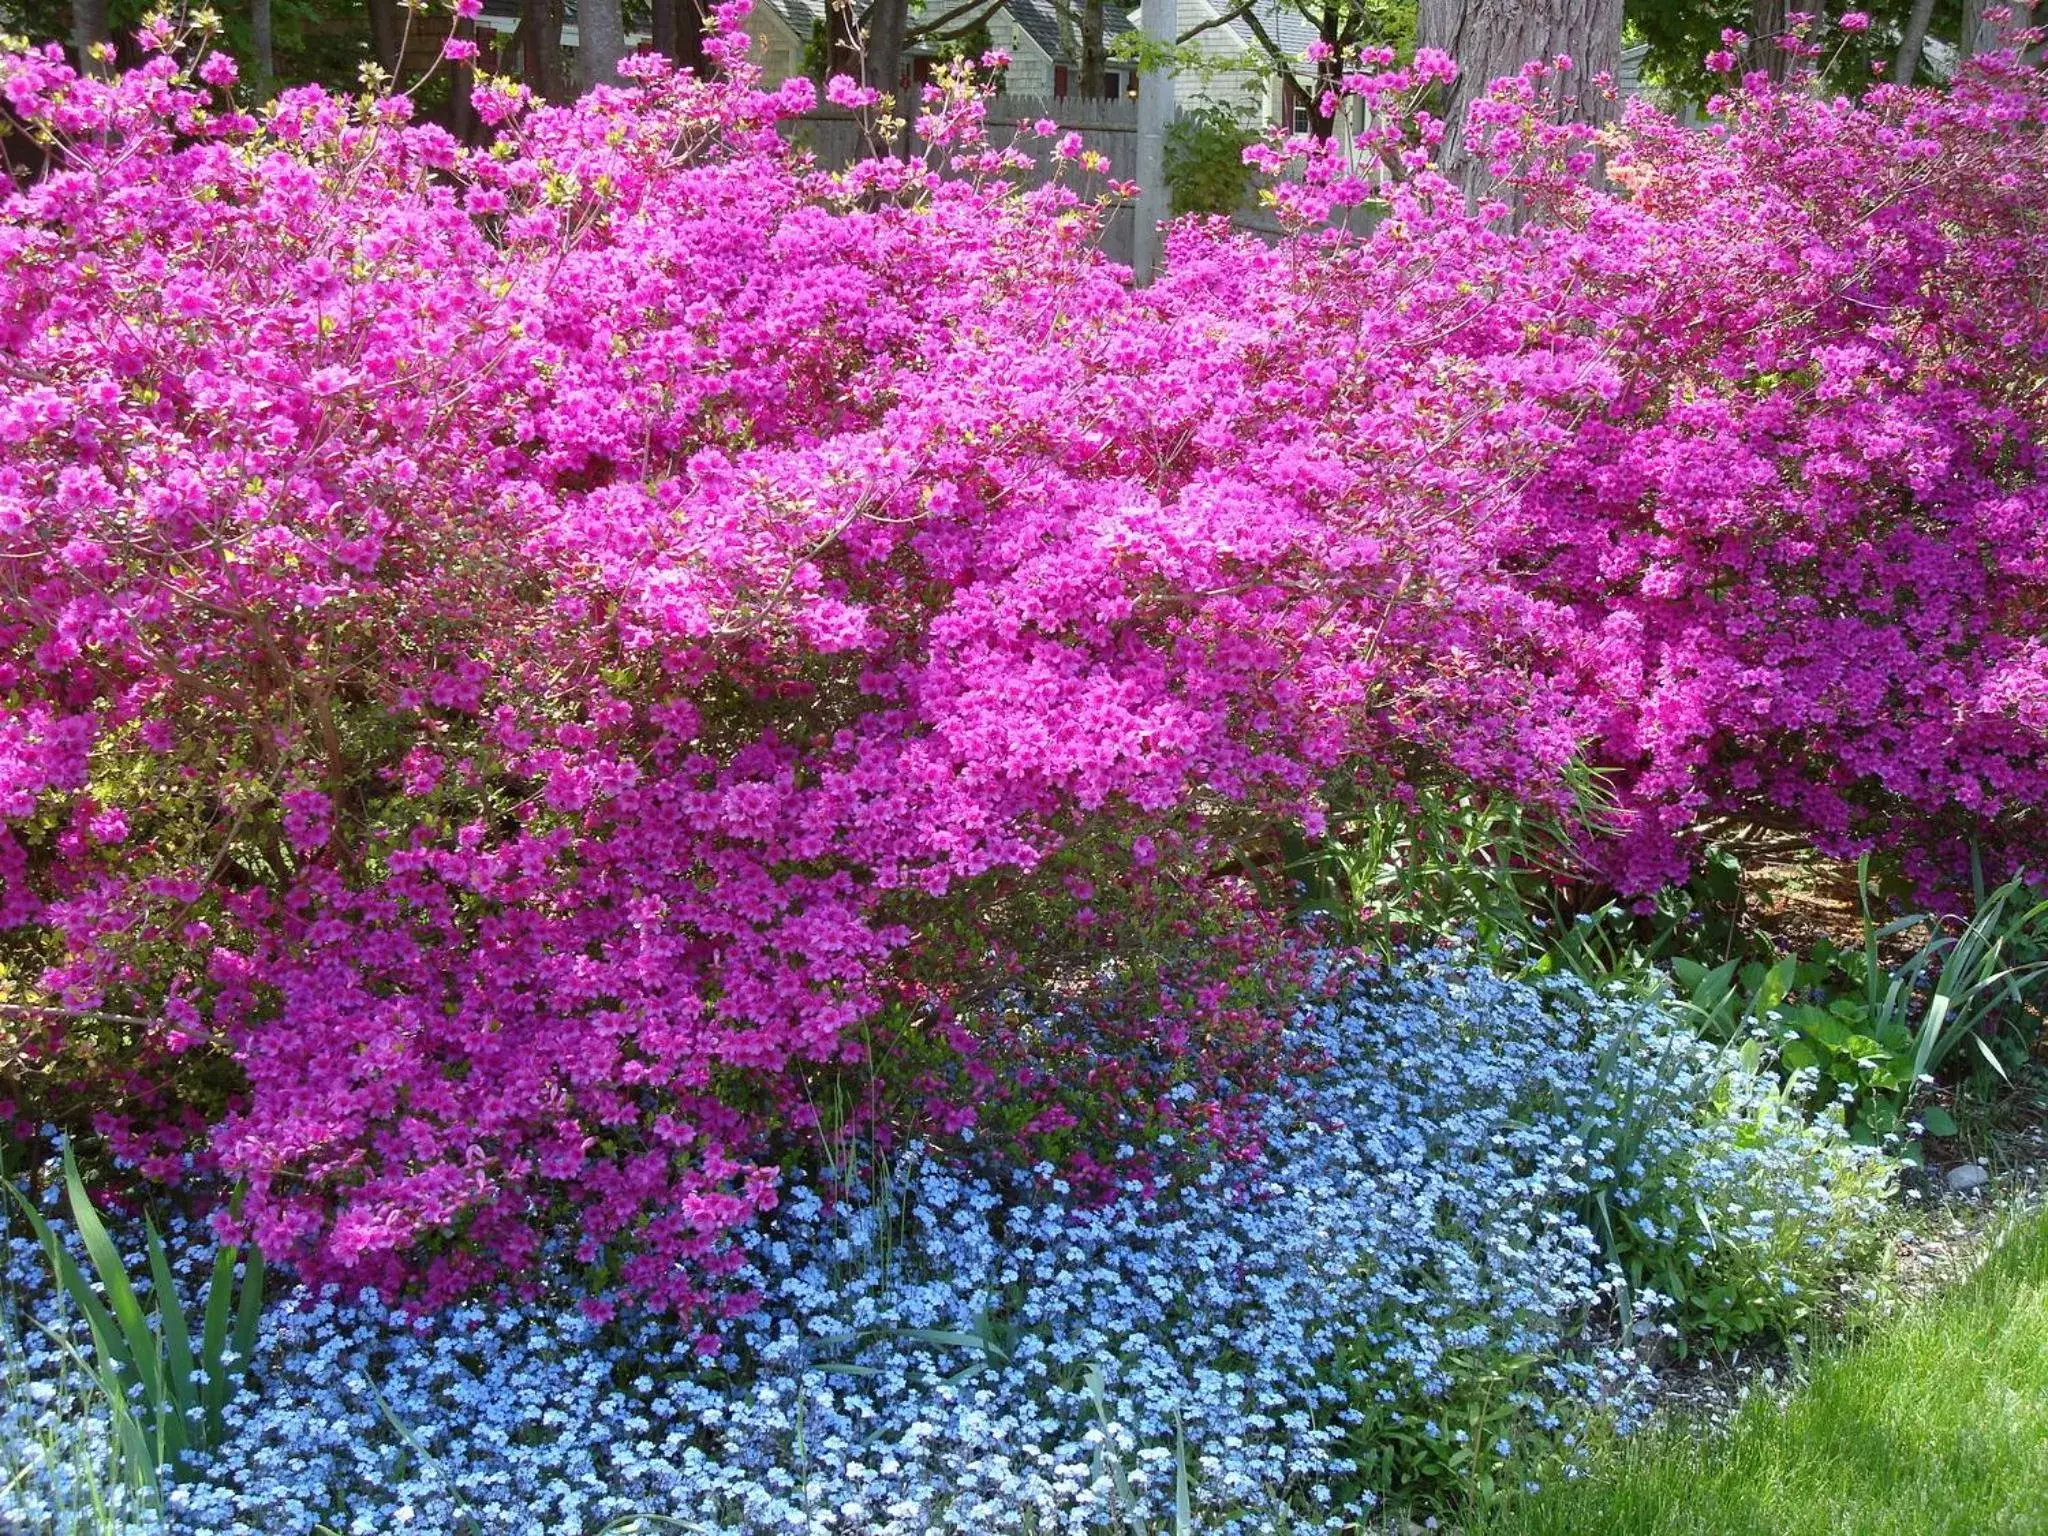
825,73,879,109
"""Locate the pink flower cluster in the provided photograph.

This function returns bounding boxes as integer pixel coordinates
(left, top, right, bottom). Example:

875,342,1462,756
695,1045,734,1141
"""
1,30,2043,1309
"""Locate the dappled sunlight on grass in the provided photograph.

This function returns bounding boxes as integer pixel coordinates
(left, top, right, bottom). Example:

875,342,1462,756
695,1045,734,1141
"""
1483,1207,2048,1536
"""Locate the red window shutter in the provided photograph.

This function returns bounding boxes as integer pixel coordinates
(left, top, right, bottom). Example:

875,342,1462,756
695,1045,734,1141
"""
1054,65,1069,97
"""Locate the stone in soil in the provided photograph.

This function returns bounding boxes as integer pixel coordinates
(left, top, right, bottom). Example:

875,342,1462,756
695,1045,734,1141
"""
1944,1162,1991,1194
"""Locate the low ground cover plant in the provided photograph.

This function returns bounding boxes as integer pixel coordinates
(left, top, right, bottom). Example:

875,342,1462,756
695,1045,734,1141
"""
4,956,1892,1533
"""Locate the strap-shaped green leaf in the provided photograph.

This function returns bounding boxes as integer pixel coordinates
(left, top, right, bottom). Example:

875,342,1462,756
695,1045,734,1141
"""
4,1173,131,1397
233,1247,267,1368
61,1142,168,1413
145,1219,197,1458
200,1240,238,1435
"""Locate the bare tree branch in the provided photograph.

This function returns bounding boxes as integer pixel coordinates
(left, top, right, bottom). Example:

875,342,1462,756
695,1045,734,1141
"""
1178,0,1262,44
906,0,1008,40
1238,3,1311,96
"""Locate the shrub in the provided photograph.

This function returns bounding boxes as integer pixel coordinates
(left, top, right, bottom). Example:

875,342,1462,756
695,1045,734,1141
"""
0,31,1570,1310
1162,104,1256,216
1240,47,2048,894
0,23,2042,1314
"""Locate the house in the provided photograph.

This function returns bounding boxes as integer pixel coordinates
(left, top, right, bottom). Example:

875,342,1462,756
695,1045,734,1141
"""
982,0,1139,98
1144,5,1655,131
1139,0,1314,125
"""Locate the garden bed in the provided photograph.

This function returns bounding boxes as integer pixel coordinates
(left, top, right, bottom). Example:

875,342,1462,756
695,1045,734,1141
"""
3,15,2047,1536
6,955,1899,1534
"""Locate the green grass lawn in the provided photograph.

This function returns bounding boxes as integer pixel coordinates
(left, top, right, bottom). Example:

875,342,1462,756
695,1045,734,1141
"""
1480,1207,2048,1536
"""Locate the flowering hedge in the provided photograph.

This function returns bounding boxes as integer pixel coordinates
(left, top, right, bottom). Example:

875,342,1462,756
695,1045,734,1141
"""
0,16,2043,1310
1233,43,2048,891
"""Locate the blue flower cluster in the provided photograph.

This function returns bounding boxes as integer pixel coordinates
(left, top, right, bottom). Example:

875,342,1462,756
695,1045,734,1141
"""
1,1308,158,1536
2,956,1893,1535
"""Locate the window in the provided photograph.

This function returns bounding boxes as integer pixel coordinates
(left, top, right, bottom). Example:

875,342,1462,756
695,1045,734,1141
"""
1055,66,1128,99
1282,79,1311,135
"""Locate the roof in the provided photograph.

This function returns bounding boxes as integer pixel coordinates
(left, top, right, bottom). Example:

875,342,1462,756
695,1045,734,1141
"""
1157,0,1332,64
770,0,826,39
1000,0,1134,62
1252,0,1318,58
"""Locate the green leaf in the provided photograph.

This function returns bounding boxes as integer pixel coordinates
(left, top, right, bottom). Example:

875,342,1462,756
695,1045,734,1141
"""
9,1181,128,1380
145,1221,196,1459
894,1328,988,1351
60,1142,168,1412
233,1247,266,1370
200,1242,238,1435
1919,1105,1958,1138
1174,1411,1193,1536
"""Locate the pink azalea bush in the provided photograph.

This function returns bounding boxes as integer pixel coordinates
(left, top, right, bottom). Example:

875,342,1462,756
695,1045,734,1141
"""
1233,40,2048,891
1,11,2044,1311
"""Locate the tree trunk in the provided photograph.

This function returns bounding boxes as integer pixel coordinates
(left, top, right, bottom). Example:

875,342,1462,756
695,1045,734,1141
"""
578,0,628,89
1309,3,1342,139
1962,0,2038,59
865,0,909,95
1415,0,1621,197
71,0,110,72
1748,0,1789,81
652,0,708,71
251,0,275,97
1052,0,1077,73
520,0,568,101
365,0,404,76
825,0,862,78
1892,0,1936,81
1080,0,1106,96
448,14,476,140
